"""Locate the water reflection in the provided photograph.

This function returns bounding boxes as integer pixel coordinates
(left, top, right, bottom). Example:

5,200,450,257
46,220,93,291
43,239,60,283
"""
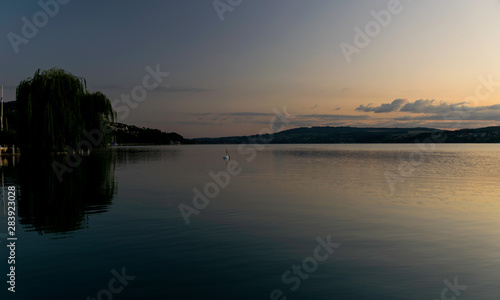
15,152,117,235
0,155,20,168
113,145,181,164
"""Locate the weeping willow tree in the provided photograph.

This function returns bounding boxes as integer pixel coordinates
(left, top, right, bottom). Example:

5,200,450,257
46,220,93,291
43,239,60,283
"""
16,68,115,153
81,91,116,146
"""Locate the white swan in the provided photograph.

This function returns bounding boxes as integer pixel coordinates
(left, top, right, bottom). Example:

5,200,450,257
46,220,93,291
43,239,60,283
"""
223,148,230,161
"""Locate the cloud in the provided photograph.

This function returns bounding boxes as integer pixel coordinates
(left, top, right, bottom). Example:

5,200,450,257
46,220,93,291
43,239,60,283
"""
183,112,371,128
188,112,274,117
89,84,212,93
88,84,132,90
188,112,369,121
156,85,212,93
356,99,500,122
352,98,500,129
399,99,469,114
355,99,408,113
184,112,276,126
278,114,371,127
300,114,369,120
357,98,500,119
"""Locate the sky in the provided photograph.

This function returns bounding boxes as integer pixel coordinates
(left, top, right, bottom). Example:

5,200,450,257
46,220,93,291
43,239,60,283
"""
1,0,500,138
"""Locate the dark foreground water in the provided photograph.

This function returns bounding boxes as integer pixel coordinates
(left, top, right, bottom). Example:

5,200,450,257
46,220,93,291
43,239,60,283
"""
1,144,499,299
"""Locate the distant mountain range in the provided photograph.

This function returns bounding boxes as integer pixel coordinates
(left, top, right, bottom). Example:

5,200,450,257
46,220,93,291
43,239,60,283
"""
193,126,500,144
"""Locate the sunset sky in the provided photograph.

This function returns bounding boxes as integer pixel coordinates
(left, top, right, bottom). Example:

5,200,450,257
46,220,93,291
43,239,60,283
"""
2,0,500,137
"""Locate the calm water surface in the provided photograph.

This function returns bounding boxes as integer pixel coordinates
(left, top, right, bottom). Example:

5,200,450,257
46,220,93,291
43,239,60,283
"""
1,144,499,299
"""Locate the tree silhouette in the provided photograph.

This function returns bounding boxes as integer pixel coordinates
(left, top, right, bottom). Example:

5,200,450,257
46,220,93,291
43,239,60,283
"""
16,68,115,152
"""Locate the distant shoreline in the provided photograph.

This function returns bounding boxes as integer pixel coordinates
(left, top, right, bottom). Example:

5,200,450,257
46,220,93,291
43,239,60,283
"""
192,126,500,144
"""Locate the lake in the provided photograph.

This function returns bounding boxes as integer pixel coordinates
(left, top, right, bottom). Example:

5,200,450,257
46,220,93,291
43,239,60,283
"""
1,144,499,299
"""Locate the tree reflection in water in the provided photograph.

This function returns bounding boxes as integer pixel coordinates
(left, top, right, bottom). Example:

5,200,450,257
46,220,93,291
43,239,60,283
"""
15,151,117,235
